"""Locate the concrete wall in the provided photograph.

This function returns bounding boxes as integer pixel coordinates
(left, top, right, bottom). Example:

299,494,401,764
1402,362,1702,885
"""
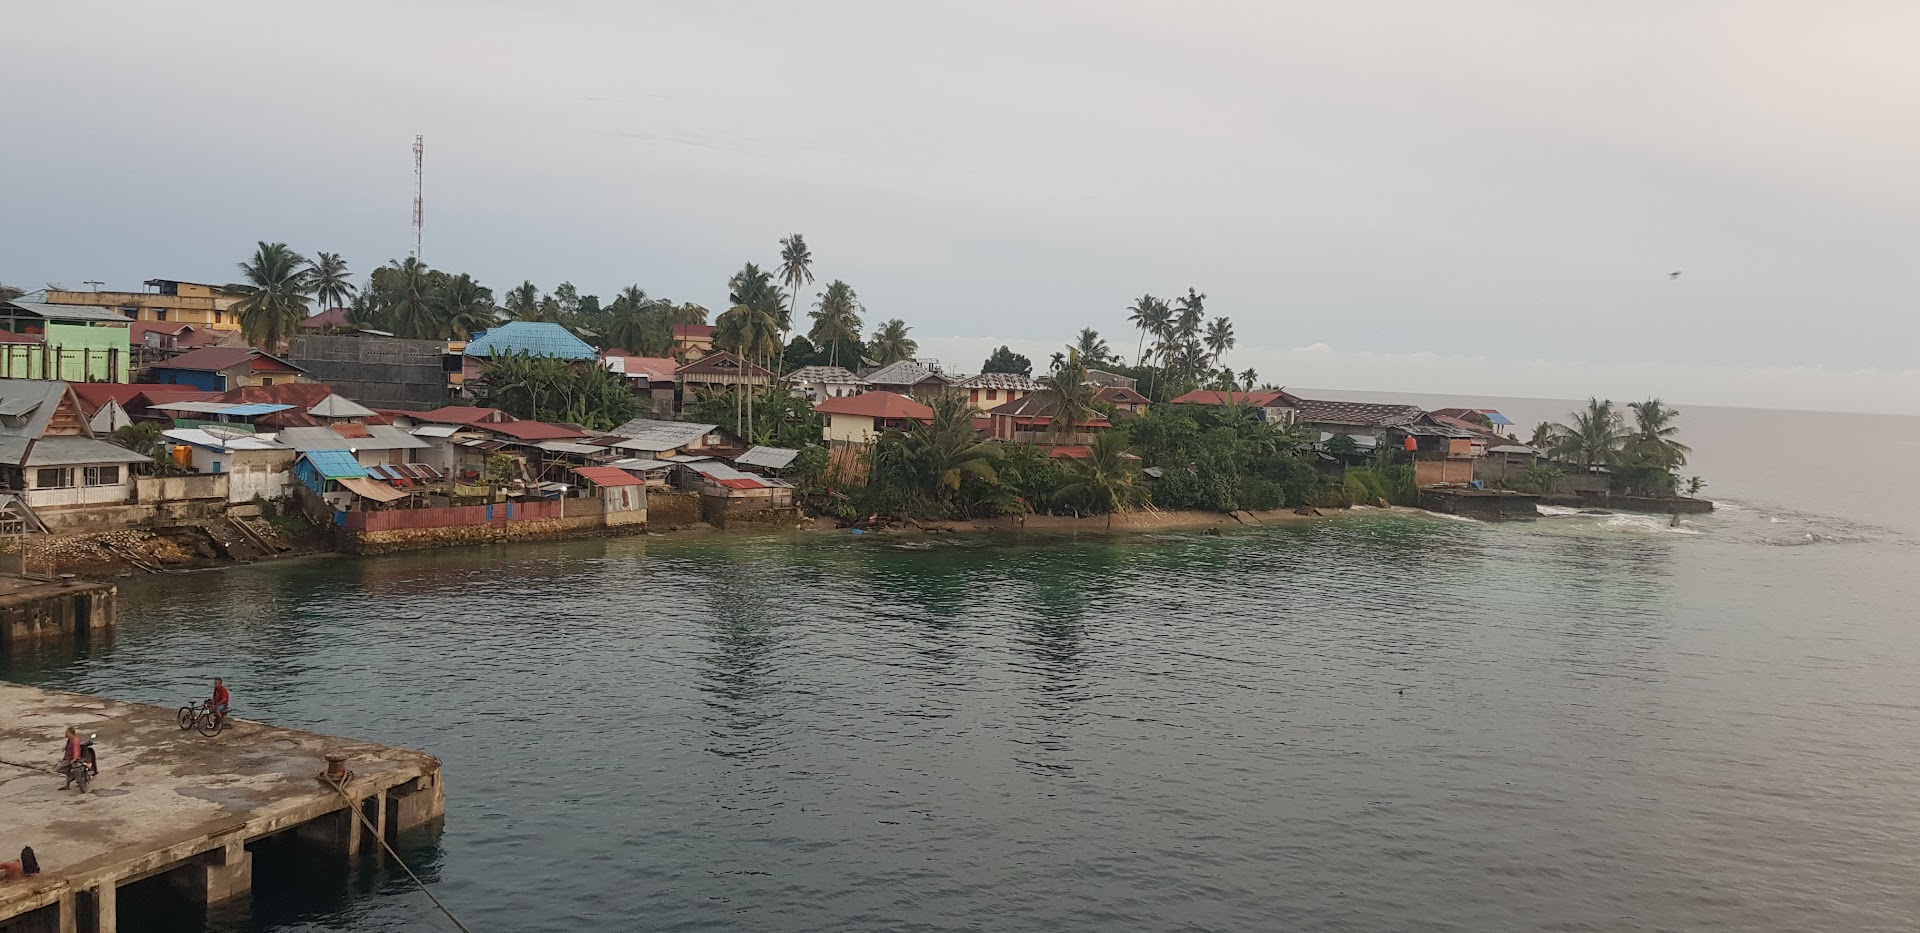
342,512,642,554
136,473,229,504
1414,458,1475,487
0,580,115,648
822,413,881,444
286,334,455,411
646,491,702,526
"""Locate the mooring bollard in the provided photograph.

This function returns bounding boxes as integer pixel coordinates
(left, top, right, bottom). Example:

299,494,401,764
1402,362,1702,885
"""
324,753,350,783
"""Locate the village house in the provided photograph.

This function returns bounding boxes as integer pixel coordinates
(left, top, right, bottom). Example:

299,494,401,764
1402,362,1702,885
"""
672,323,717,359
159,428,296,502
600,352,679,415
1084,369,1138,390
41,279,243,331
1169,389,1302,425
1293,398,1424,443
813,392,933,444
1427,408,1517,440
569,466,648,526
987,394,1113,447
298,307,351,332
602,418,740,460
145,347,309,391
129,321,230,354
460,321,600,391
676,350,775,403
786,365,870,403
0,297,133,382
1095,385,1151,415
862,360,957,401
69,383,142,434
956,372,1044,411
0,381,147,526
278,424,434,470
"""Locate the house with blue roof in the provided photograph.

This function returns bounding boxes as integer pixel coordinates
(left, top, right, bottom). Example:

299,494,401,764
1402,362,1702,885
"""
461,322,601,397
295,449,371,507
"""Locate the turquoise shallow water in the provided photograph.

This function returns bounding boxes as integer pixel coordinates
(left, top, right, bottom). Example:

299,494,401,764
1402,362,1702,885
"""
7,503,1920,932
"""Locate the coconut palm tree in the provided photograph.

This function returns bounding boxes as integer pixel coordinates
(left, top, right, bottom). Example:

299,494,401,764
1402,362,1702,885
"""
1240,368,1259,390
1126,294,1169,368
1205,317,1235,364
1550,398,1627,467
229,241,314,351
504,281,541,320
1041,348,1100,443
1054,429,1144,526
436,273,497,339
1625,398,1690,468
306,252,355,313
873,393,1003,517
869,319,916,365
1528,422,1555,450
384,257,442,340
777,234,814,336
808,280,862,367
1073,328,1113,367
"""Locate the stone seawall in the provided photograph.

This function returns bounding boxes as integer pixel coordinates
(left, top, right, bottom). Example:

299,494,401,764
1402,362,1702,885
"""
342,514,648,555
647,491,702,527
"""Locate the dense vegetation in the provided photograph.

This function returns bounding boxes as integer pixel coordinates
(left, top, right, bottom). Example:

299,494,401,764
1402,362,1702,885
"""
1530,397,1697,496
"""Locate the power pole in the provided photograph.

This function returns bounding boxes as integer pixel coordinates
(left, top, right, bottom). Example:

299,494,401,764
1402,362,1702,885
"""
411,135,425,261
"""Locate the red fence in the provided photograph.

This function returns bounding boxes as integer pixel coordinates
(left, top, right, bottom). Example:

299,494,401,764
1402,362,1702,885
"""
341,499,564,532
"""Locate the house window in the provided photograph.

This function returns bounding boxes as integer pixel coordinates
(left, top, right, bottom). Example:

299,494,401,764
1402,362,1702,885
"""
83,466,120,486
987,389,998,401
214,310,224,324
970,389,978,403
35,468,74,489
155,309,167,322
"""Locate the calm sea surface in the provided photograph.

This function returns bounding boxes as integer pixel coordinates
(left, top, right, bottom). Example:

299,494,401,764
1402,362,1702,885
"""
6,401,1920,932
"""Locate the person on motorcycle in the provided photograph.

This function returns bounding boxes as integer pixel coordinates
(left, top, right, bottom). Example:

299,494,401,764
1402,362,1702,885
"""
59,727,82,789
209,678,230,724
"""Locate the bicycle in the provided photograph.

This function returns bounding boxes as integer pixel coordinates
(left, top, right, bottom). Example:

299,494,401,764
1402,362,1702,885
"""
177,701,230,737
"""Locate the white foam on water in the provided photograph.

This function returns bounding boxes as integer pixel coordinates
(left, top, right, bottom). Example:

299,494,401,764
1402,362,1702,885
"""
1535,505,1583,517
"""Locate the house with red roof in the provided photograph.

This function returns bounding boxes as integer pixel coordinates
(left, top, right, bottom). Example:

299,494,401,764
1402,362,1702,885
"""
671,323,716,359
144,347,309,392
813,391,933,444
1095,385,1151,415
1169,388,1302,424
988,394,1112,446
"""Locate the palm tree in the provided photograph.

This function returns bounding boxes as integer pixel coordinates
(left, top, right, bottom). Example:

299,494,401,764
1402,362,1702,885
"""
869,319,916,365
504,281,541,320
384,257,443,340
873,393,1003,517
436,273,496,339
229,241,314,351
1073,328,1112,367
1126,294,1169,368
1054,429,1144,526
1528,422,1555,450
1041,348,1100,443
306,252,355,312
809,280,863,367
777,234,814,339
1550,398,1627,467
1205,317,1235,363
1240,368,1259,390
1625,398,1690,468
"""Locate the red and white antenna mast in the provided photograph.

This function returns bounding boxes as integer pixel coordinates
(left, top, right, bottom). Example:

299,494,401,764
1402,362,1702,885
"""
411,135,425,261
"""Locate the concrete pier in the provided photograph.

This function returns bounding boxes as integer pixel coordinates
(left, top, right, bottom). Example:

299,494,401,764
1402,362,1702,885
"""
0,577,113,649
0,684,443,933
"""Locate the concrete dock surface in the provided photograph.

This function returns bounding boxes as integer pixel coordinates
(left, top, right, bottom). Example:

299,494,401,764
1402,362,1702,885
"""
0,682,441,931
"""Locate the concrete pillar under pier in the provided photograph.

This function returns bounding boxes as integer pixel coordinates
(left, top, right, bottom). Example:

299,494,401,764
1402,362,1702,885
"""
75,882,114,933
387,771,447,835
164,839,252,908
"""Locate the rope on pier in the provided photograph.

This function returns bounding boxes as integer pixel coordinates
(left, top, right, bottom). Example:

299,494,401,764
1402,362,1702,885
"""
325,775,475,933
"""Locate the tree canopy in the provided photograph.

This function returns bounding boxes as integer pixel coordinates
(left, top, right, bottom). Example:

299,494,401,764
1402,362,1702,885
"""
980,345,1033,376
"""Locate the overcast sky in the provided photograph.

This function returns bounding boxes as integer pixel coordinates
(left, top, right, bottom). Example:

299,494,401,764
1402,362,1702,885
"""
4,2,1916,413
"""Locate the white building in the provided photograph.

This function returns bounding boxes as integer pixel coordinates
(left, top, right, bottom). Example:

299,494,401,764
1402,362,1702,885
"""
786,365,870,403
0,381,147,519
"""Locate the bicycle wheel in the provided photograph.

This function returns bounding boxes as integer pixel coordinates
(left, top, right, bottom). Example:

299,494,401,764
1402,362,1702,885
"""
197,713,225,737
178,706,196,730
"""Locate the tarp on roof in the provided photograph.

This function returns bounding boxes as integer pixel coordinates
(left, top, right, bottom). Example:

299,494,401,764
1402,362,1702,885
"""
299,449,369,479
338,477,410,502
574,466,646,487
732,446,800,469
25,437,150,467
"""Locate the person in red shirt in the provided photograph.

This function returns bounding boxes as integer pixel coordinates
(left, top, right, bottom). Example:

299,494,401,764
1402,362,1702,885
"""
209,678,231,724
59,728,82,790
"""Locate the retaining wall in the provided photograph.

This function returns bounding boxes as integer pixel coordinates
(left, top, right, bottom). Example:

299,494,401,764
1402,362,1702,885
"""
342,513,644,554
0,580,115,648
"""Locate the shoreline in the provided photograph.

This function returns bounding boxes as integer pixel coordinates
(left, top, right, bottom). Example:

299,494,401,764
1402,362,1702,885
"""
867,506,1346,536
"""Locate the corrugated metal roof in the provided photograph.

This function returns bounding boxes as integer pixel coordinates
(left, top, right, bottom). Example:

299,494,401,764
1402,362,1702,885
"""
732,446,800,469
2,300,136,323
608,419,720,452
956,372,1044,391
607,458,674,472
25,436,150,467
410,424,460,437
0,399,40,418
279,425,429,452
219,403,296,416
163,428,289,452
463,322,599,360
534,441,605,455
307,395,377,418
863,360,948,386
786,365,868,385
573,466,646,487
689,462,769,488
299,449,370,479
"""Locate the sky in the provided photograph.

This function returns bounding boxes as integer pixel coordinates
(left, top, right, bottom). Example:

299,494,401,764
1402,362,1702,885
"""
3,1,1917,414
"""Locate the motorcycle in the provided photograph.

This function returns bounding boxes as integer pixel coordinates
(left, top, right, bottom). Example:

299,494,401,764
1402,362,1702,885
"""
62,736,98,792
